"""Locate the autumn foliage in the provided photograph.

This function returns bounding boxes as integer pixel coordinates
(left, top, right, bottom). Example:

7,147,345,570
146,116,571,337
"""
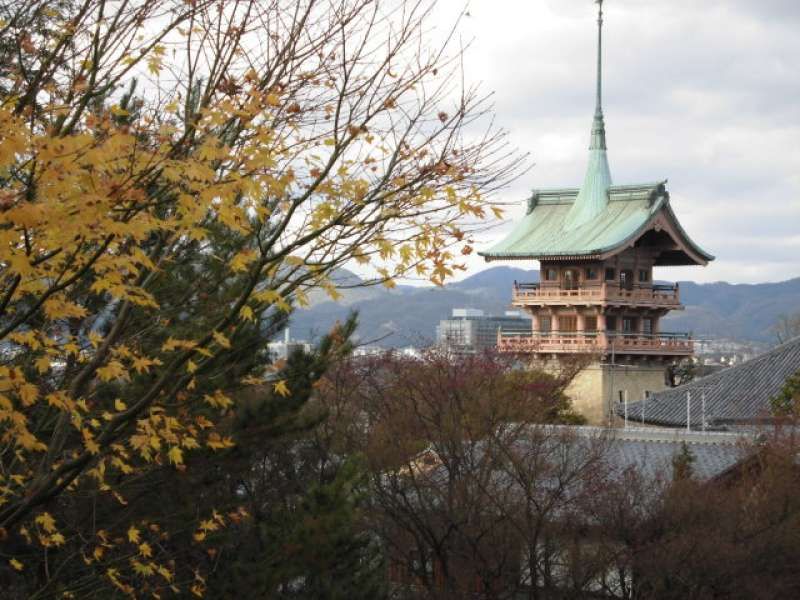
0,0,519,595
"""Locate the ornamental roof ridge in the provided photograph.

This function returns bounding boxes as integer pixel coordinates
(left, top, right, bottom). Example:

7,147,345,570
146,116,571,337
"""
527,181,667,213
517,424,749,446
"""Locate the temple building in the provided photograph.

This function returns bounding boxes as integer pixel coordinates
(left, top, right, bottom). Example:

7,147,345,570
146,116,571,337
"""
479,1,713,425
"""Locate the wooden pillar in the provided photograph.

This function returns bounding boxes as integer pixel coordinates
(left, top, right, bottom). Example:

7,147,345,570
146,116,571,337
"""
597,310,607,347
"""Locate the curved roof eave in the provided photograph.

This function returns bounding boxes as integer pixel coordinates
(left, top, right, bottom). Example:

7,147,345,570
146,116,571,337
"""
595,198,714,265
661,202,715,264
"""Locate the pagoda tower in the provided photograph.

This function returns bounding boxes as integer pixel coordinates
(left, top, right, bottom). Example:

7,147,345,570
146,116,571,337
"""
479,1,713,425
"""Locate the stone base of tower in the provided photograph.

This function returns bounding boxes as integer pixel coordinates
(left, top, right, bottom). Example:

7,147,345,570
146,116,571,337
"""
561,361,668,426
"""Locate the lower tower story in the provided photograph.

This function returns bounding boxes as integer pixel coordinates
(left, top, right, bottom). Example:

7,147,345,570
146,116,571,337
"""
526,355,672,426
563,360,667,426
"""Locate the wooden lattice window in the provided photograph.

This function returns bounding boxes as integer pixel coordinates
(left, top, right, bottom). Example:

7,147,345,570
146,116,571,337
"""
563,269,579,290
559,316,577,332
540,316,552,333
622,317,636,333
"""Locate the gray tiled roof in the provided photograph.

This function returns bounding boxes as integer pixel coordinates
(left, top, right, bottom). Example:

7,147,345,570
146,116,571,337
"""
617,336,800,429
600,427,745,480
415,427,746,490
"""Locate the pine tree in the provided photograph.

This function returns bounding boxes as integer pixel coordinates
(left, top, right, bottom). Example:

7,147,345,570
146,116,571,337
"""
672,442,696,481
771,370,800,417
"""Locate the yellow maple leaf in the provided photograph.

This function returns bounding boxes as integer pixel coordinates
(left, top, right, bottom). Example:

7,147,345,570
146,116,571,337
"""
97,361,127,382
132,559,154,576
203,390,233,409
132,356,161,374
114,398,127,411
162,338,197,352
83,429,100,455
254,289,281,304
35,512,56,533
167,446,184,465
206,433,235,450
323,283,343,301
88,331,104,348
18,382,38,406
9,558,23,571
157,564,173,581
127,525,140,544
230,249,256,272
273,380,290,398
212,331,231,349
195,415,214,429
35,356,50,374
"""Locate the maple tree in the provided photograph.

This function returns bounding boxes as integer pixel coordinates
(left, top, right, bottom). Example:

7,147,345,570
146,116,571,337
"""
586,432,800,600
314,350,594,598
0,0,520,594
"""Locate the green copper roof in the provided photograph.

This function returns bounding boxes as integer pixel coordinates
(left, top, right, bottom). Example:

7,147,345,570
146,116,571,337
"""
564,128,612,230
479,182,714,265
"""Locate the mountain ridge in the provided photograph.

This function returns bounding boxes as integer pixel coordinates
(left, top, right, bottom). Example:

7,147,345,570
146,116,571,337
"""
287,268,800,347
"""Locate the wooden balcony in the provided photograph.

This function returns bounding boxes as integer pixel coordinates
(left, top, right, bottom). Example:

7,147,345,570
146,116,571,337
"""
497,331,694,357
511,282,681,308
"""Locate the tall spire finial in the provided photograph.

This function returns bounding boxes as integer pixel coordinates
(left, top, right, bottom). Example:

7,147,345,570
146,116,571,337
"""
591,0,606,150
563,0,612,229
596,0,603,118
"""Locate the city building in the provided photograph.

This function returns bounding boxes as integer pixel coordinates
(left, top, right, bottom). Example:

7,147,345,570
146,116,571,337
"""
267,328,312,360
479,2,713,424
436,308,532,354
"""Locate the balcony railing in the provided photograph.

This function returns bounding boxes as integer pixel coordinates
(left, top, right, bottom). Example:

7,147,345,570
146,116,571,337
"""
511,282,680,307
497,330,693,356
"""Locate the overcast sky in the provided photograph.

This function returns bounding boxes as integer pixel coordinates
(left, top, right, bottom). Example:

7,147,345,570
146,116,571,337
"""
423,0,800,285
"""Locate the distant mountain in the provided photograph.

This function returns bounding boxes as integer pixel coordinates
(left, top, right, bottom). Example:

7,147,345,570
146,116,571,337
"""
662,279,800,342
286,268,800,347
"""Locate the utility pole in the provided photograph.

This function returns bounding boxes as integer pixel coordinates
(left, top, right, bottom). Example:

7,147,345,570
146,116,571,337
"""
686,390,691,432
